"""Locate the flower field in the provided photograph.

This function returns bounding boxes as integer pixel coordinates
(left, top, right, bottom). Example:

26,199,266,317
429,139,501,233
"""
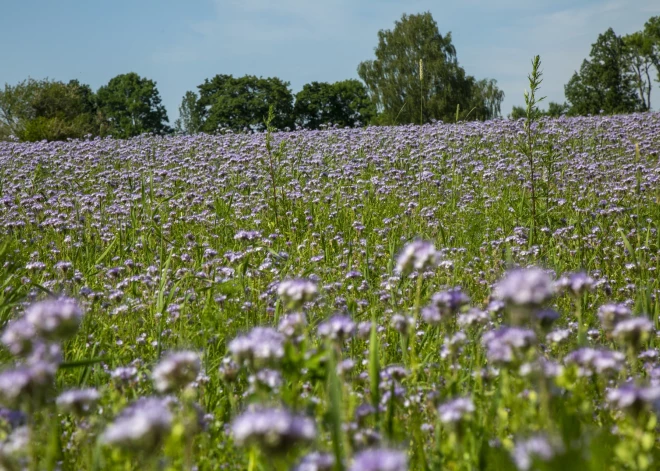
0,113,660,470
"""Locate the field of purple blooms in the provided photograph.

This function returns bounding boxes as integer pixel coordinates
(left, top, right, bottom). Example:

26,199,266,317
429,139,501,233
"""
0,113,660,470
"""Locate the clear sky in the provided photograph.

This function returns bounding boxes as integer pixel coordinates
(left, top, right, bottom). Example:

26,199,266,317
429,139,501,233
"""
1,0,659,123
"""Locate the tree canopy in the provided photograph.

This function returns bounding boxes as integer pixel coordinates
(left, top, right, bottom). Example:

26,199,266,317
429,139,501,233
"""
565,28,643,116
96,72,171,138
293,80,375,130
197,75,294,133
0,78,101,141
357,12,503,124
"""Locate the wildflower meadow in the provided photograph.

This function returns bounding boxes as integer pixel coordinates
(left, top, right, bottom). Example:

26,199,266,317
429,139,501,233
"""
0,110,659,470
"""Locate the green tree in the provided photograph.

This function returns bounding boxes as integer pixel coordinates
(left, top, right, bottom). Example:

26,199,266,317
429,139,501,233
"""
96,72,171,138
357,12,499,124
197,75,294,133
643,16,660,87
565,28,642,116
509,101,568,120
623,31,655,110
174,91,204,135
293,80,375,129
469,78,505,120
0,78,100,141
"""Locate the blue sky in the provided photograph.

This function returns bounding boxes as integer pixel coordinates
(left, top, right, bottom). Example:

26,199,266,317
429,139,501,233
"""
1,0,659,122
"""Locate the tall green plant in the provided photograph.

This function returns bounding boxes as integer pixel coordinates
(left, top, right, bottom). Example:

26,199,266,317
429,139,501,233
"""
522,56,545,245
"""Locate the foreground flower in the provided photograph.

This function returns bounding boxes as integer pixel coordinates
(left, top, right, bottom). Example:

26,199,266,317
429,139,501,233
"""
606,384,660,416
494,268,554,311
555,272,594,297
612,316,654,350
231,407,316,454
293,452,335,471
482,327,536,365
24,298,84,341
152,351,201,393
0,426,29,468
277,279,318,309
438,397,475,424
56,388,100,416
0,362,56,407
318,315,356,342
395,240,440,275
512,435,562,471
102,397,172,451
228,327,285,367
349,448,408,471
1,319,37,356
597,303,632,333
564,348,625,376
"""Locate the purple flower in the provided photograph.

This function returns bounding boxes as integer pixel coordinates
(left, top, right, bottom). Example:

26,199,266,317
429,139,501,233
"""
101,397,172,452
395,240,440,275
318,315,356,342
349,448,408,471
278,312,307,338
1,318,37,356
607,383,660,416
293,452,335,471
564,348,625,376
482,327,536,365
277,279,319,308
152,351,201,393
512,435,561,471
597,303,632,332
0,362,56,407
231,407,316,454
24,298,84,341
228,327,285,367
457,308,489,328
493,268,554,309
612,316,654,350
438,397,474,424
56,388,100,416
555,272,594,297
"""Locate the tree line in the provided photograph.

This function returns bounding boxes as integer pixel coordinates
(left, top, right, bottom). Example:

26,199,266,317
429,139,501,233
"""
2,13,659,141
510,16,660,119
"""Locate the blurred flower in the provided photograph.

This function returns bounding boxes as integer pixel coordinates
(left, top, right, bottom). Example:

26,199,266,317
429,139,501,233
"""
318,315,356,342
277,279,318,309
438,397,474,424
457,308,489,328
396,240,440,275
494,268,554,311
564,348,625,376
597,303,632,333
0,426,29,469
231,407,316,454
228,327,285,367
24,298,84,341
56,388,100,416
0,362,56,408
349,448,408,471
612,316,654,350
152,351,201,393
278,312,307,338
482,327,536,365
555,272,594,297
1,319,37,357
512,435,562,471
293,452,335,471
102,397,172,452
607,383,660,417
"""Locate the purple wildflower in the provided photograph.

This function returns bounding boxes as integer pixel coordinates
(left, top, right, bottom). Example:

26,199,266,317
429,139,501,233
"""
152,351,201,393
349,448,408,471
231,407,316,454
